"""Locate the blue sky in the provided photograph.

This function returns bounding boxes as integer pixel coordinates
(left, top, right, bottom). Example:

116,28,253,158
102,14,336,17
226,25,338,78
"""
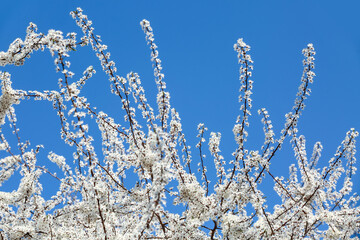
1,0,360,207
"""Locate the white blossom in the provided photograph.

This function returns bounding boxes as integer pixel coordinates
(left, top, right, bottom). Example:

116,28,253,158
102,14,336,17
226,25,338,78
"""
0,7,358,240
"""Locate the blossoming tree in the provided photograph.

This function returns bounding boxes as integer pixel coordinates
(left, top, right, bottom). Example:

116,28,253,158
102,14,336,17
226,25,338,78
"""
0,8,359,239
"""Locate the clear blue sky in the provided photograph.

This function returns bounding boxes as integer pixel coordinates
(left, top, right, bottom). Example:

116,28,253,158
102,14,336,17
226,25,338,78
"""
1,0,360,206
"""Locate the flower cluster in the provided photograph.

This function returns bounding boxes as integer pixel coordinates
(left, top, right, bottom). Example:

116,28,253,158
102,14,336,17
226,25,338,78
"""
0,7,359,240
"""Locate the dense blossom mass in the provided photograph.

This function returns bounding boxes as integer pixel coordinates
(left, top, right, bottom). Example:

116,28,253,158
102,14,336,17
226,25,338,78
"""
0,7,359,239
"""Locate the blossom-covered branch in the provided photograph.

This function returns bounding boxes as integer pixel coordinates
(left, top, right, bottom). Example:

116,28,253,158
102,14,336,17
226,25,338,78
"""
0,7,359,240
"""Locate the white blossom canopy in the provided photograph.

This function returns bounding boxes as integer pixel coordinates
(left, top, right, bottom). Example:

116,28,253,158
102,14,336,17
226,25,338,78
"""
0,7,359,240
